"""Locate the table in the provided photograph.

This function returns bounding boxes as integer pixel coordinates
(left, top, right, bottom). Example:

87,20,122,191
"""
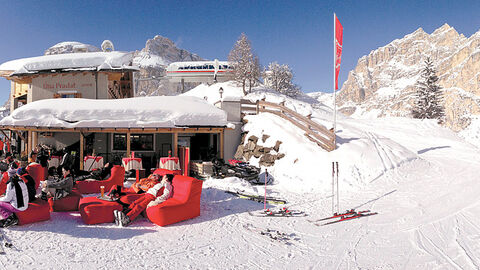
159,157,180,171
48,156,62,168
84,156,104,171
122,157,143,171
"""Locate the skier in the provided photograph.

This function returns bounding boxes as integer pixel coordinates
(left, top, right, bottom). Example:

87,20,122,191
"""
0,168,29,227
114,174,174,227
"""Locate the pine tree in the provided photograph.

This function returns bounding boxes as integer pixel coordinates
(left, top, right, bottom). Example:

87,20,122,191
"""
412,58,445,123
228,33,261,95
263,62,301,97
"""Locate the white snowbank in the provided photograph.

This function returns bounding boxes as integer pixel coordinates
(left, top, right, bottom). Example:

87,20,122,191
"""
133,52,168,68
181,81,245,104
0,96,228,128
0,51,137,75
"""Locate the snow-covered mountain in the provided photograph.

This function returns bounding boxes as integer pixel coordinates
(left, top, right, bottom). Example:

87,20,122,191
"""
336,24,480,143
44,36,204,96
133,35,203,96
44,42,101,55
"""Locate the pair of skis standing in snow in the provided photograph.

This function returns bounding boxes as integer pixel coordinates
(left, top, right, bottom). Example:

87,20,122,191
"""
246,162,377,225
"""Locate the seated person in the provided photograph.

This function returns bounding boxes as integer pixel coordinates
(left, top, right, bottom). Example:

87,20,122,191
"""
108,173,161,198
113,174,174,227
17,167,37,203
131,173,161,193
40,166,73,200
75,163,113,182
0,168,29,227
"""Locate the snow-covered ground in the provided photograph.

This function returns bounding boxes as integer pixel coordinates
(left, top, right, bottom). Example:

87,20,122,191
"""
2,83,480,269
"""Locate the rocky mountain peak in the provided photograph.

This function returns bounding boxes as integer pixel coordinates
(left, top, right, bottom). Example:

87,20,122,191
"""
337,24,480,133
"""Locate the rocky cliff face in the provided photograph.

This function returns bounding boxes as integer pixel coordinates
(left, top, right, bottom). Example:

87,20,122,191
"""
337,24,480,132
133,35,203,96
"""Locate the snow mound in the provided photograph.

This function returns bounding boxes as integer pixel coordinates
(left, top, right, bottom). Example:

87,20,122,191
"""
0,96,228,128
133,51,168,68
45,41,101,55
181,81,245,104
0,51,137,75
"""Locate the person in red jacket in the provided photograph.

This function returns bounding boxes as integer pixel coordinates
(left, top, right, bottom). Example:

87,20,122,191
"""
113,174,174,227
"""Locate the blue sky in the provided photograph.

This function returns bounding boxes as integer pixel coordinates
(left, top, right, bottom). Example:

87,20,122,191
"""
0,0,480,103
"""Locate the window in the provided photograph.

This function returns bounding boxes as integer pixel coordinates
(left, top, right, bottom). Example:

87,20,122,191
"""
113,133,154,151
53,91,81,98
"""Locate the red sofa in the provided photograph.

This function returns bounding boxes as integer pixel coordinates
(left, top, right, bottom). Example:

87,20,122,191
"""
0,172,8,195
152,168,182,176
78,196,123,225
48,189,83,212
16,199,51,225
26,163,45,189
146,175,203,226
76,165,125,194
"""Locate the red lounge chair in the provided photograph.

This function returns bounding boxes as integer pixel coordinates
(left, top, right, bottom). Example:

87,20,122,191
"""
26,163,45,189
0,172,8,195
16,199,51,225
78,196,123,225
152,168,182,176
146,175,203,226
76,165,125,194
48,189,83,212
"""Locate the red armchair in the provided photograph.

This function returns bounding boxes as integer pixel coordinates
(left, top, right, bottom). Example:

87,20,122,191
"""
26,163,45,189
146,175,203,226
0,172,8,195
76,165,125,194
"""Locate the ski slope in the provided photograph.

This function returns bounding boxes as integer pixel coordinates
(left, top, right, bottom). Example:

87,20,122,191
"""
1,84,480,269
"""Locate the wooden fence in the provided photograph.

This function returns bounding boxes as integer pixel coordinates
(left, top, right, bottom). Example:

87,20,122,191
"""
240,99,335,151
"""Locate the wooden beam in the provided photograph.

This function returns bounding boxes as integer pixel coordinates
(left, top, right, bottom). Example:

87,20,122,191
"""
27,131,32,153
126,132,131,158
79,132,84,170
0,126,226,134
219,131,224,159
14,130,25,141
0,130,10,141
32,131,38,149
173,132,178,157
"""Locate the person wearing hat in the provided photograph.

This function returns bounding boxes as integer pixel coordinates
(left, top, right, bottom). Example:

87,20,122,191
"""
0,167,29,227
17,167,36,203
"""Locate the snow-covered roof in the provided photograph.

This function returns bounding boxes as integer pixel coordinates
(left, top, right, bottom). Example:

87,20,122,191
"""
0,96,228,129
0,51,138,76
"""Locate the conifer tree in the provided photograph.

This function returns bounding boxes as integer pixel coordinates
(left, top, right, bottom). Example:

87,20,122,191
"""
412,58,445,123
228,33,261,95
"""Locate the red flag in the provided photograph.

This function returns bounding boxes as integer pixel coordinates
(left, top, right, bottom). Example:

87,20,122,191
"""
335,14,343,90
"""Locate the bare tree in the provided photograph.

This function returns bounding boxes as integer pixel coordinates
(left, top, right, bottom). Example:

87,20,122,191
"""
228,33,261,95
263,62,301,97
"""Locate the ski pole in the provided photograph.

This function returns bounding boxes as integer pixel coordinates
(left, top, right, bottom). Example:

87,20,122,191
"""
332,162,335,215
264,169,268,211
336,161,339,214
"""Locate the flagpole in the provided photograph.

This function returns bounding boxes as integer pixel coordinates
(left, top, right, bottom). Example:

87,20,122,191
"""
333,13,337,145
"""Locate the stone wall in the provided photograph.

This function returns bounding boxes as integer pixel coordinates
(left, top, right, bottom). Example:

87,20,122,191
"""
234,134,285,167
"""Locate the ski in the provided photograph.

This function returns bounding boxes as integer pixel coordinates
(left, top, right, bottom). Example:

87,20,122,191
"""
249,208,306,217
226,191,287,205
319,212,378,226
242,223,299,244
310,209,369,222
0,229,12,254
